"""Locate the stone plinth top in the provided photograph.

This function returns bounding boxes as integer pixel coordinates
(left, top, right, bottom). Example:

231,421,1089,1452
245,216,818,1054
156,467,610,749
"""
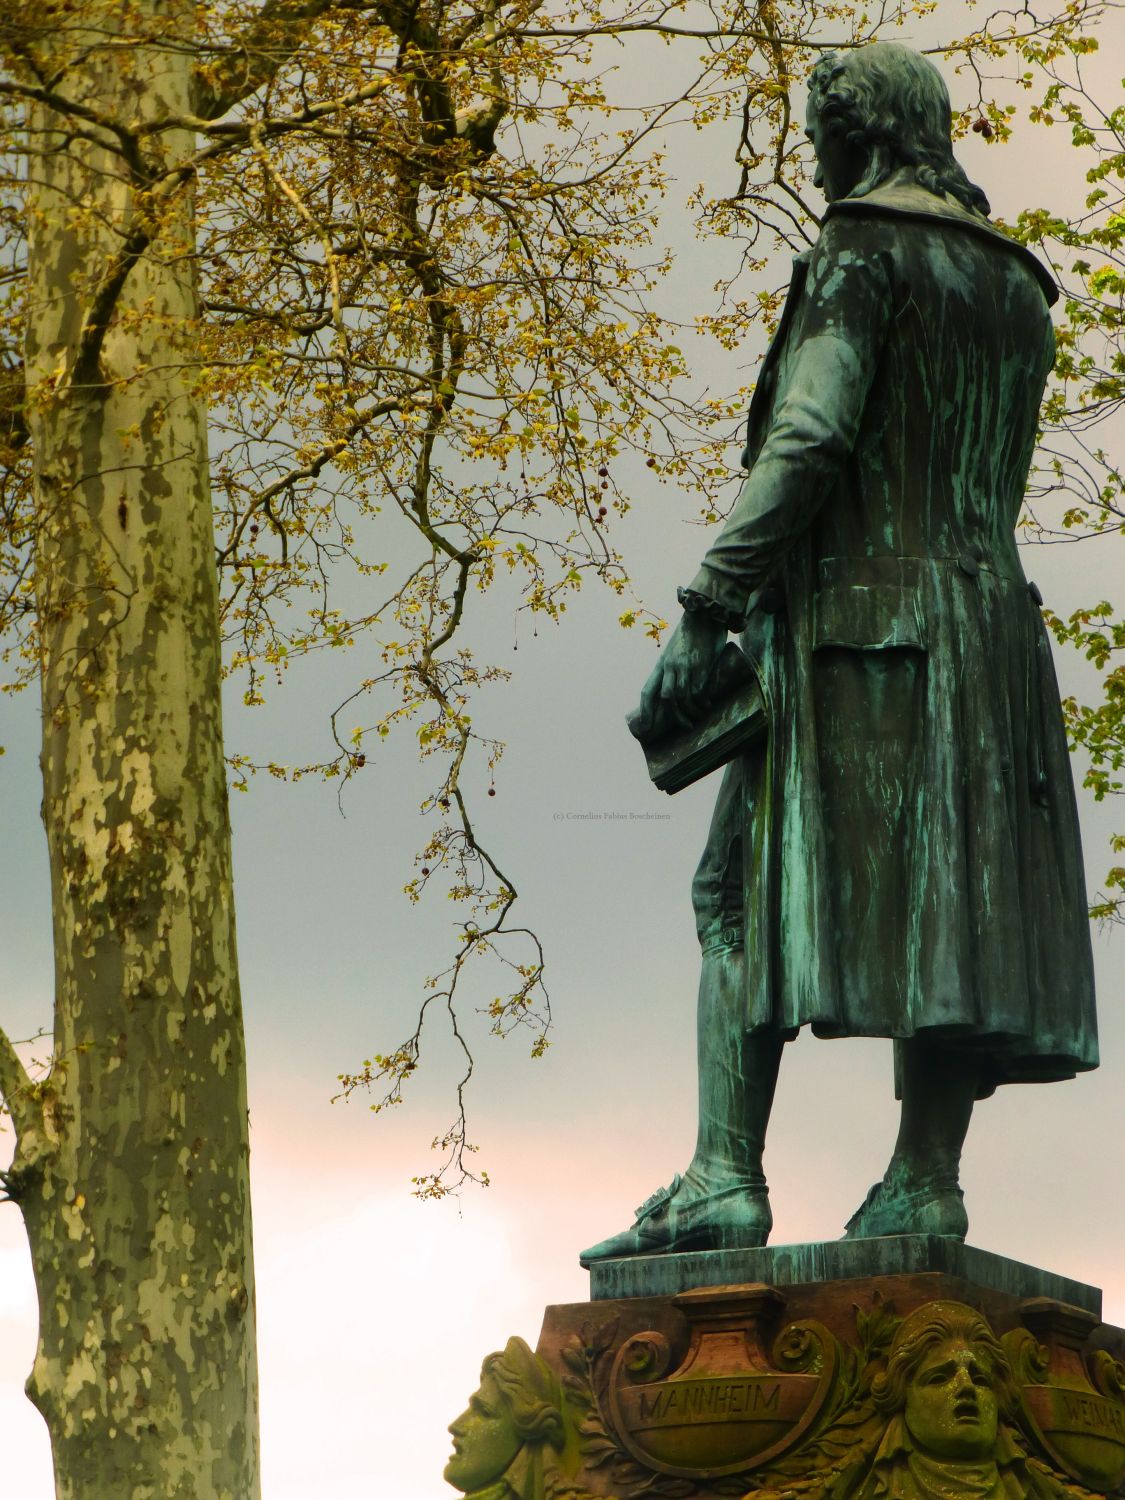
587,1235,1102,1315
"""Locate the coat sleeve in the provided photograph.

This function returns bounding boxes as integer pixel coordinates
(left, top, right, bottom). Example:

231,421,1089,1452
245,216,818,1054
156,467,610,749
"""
686,213,895,620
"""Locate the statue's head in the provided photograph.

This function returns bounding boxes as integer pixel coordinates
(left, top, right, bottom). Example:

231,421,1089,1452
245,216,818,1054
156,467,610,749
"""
806,43,990,215
445,1336,566,1497
872,1302,1016,1462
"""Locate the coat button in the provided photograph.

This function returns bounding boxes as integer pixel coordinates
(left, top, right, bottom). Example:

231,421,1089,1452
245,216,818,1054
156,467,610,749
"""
957,553,980,578
1028,580,1044,605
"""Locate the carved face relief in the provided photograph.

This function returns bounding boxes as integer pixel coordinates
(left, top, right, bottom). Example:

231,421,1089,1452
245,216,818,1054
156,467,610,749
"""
804,101,867,202
445,1370,522,1493
904,1337,1000,1461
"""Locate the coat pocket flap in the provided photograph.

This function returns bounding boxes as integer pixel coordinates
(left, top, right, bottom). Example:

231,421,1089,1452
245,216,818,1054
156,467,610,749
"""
813,583,924,650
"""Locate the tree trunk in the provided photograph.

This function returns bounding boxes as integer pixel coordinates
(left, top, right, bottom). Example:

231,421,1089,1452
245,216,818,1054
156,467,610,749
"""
4,4,261,1492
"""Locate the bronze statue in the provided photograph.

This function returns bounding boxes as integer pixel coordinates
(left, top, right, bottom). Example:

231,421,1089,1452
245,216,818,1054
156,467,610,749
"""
581,42,1097,1264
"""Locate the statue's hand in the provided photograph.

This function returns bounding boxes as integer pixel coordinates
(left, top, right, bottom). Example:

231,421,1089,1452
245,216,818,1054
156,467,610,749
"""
636,611,727,736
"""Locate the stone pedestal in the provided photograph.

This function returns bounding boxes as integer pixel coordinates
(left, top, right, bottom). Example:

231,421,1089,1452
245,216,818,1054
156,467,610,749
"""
443,1240,1125,1500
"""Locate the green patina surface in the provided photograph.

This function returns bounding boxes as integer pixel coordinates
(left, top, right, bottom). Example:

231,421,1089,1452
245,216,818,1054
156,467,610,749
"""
583,41,1098,1268
587,1238,1103,1312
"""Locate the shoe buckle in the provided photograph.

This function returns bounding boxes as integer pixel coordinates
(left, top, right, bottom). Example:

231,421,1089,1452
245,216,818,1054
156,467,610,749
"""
634,1173,681,1222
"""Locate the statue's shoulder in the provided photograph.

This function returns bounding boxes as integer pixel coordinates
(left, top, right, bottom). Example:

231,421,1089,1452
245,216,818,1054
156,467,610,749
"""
825,181,1058,306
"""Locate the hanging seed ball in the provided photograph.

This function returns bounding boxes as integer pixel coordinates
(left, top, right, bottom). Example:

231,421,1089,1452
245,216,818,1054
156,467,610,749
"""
598,506,607,517
421,866,430,875
355,754,366,767
488,787,496,797
598,465,608,477
646,457,657,468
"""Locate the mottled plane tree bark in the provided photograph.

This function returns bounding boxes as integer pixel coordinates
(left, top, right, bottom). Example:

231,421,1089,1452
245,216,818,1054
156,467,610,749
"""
0,3,262,1494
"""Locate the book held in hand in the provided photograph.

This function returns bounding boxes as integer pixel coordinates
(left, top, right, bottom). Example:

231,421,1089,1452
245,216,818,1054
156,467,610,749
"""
626,643,768,795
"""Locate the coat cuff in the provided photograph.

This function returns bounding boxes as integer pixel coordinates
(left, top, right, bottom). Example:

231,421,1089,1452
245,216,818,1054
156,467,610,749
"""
677,583,746,634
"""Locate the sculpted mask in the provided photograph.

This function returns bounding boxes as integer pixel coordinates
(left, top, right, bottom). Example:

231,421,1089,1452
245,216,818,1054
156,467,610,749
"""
446,1367,524,1494
904,1338,1000,1462
862,1303,1025,1500
445,1336,568,1500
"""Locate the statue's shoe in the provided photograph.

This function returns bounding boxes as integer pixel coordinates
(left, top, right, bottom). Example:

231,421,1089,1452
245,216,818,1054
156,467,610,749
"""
579,1174,772,1265
843,1172,967,1241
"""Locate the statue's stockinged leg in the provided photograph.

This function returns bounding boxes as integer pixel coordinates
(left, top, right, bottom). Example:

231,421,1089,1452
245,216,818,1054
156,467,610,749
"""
580,945,783,1263
845,1039,980,1240
692,943,783,1201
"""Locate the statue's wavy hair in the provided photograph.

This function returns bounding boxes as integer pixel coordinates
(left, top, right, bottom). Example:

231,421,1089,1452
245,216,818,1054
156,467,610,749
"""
871,1302,1018,1420
482,1337,566,1449
807,43,990,216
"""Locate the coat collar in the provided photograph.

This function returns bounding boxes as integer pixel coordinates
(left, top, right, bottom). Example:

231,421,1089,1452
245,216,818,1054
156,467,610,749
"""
739,250,813,466
826,174,1059,307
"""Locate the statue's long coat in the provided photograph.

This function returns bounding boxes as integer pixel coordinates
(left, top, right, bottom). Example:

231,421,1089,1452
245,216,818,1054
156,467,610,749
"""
688,174,1097,1090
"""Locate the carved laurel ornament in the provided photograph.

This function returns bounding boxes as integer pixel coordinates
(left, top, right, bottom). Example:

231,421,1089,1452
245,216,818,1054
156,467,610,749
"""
445,1297,1125,1500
